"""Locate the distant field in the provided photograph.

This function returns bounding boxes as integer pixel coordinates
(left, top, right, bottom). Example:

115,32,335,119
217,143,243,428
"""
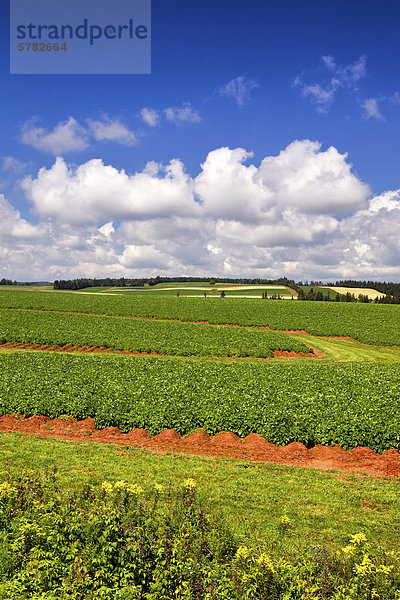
77,283,294,297
300,285,386,300
300,285,338,299
1,286,400,449
0,285,52,291
325,286,385,299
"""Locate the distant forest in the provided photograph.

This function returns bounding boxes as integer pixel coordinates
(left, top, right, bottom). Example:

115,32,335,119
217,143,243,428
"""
0,279,49,286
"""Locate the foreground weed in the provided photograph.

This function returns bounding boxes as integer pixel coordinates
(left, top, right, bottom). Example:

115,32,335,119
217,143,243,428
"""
0,468,399,599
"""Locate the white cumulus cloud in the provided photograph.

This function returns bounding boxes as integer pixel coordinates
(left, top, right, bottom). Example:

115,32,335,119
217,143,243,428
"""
121,244,171,269
195,140,369,223
20,117,89,154
0,194,42,240
87,116,137,145
362,98,385,121
22,156,200,225
164,103,201,125
140,108,161,127
98,221,115,238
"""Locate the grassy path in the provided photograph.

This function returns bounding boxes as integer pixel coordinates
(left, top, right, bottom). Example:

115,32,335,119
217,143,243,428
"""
294,334,400,362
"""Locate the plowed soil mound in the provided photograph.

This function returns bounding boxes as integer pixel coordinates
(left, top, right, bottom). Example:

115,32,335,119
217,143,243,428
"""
0,415,399,477
284,329,312,335
0,342,321,361
0,342,165,357
273,349,322,358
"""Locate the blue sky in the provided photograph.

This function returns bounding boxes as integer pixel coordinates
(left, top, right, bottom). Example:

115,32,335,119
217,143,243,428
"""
1,0,400,281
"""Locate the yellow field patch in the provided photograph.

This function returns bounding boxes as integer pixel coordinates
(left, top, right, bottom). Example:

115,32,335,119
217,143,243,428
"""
324,286,385,299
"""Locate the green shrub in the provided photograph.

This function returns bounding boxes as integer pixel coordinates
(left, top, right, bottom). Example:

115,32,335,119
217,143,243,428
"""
0,471,237,599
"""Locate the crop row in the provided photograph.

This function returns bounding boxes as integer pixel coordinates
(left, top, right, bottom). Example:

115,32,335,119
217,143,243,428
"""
0,352,399,452
1,290,399,345
0,308,308,357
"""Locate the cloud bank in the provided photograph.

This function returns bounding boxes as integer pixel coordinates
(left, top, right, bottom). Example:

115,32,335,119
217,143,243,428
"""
2,139,400,282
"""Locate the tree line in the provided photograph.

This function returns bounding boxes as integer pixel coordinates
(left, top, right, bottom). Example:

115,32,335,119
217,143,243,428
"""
0,279,48,287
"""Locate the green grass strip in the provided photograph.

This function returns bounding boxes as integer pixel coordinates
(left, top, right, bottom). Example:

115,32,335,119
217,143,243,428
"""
1,433,399,562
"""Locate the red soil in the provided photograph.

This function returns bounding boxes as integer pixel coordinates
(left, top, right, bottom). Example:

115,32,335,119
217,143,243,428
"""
273,349,325,358
283,329,312,335
0,341,166,357
0,414,398,478
0,342,322,361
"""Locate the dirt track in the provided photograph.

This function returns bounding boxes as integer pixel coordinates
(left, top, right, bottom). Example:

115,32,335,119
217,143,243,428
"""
0,415,398,478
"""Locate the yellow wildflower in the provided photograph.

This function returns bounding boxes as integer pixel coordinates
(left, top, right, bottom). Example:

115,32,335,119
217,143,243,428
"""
101,482,113,495
256,552,275,572
281,514,290,525
350,533,367,545
154,483,164,492
377,564,394,575
235,546,251,561
0,481,16,496
183,478,196,490
355,555,375,575
114,480,127,491
127,483,144,494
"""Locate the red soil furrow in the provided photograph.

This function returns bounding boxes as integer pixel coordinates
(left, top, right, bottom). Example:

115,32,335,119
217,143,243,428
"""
0,341,322,360
283,329,312,335
273,349,322,358
0,414,398,478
